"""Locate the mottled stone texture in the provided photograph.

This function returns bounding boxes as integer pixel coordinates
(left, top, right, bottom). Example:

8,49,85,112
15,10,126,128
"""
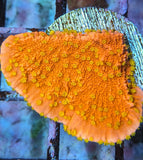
124,124,143,160
128,0,143,35
0,101,49,159
124,141,143,160
106,0,127,15
59,125,115,160
6,0,56,28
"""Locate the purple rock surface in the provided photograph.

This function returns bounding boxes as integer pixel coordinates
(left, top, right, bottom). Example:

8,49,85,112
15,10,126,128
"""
0,101,49,159
106,0,127,15
128,0,143,35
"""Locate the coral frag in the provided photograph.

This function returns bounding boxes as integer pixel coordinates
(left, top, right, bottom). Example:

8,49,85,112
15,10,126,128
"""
0,30,142,144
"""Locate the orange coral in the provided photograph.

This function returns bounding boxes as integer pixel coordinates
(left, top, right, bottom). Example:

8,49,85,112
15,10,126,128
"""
0,30,142,144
